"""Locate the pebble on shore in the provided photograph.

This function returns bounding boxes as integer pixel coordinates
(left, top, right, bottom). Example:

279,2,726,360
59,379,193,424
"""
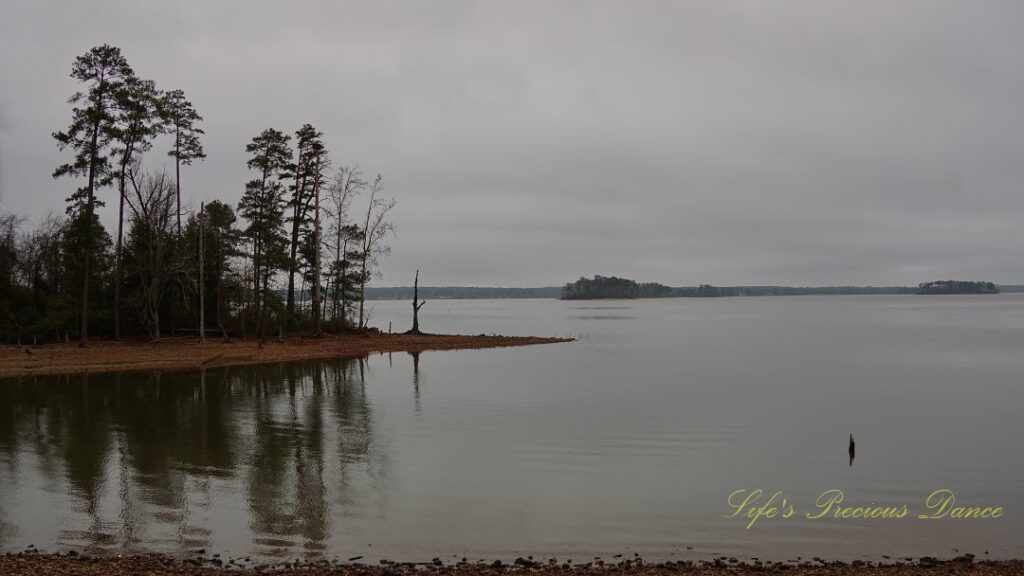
1,551,1021,576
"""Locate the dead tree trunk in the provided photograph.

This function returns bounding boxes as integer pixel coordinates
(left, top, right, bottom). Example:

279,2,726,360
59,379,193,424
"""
408,269,426,334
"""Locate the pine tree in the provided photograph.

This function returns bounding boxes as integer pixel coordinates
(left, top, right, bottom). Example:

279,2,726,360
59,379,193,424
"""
285,124,324,322
326,223,363,327
53,44,135,346
111,76,162,339
238,128,291,338
162,89,206,235
309,139,329,335
184,200,240,338
61,208,113,340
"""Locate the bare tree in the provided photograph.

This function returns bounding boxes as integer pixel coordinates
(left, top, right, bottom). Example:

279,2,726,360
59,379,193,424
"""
14,214,64,295
324,166,364,325
357,174,396,329
124,169,186,339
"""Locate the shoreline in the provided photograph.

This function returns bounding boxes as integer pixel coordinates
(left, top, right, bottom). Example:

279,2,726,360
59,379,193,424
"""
1,551,1020,575
0,333,573,379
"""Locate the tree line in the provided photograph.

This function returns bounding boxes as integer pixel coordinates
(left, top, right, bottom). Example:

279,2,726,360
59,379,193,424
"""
0,44,396,346
558,276,1007,299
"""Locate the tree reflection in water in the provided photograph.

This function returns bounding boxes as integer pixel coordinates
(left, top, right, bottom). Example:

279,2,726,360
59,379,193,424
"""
0,356,386,560
410,351,422,414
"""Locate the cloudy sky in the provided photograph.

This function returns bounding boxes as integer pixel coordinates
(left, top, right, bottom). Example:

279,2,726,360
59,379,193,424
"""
1,1,1023,287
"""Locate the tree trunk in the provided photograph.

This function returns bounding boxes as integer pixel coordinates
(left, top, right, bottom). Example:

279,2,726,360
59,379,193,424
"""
286,208,299,319
286,208,299,318
358,259,367,329
286,151,306,321
80,114,101,347
216,228,224,335
198,202,205,343
312,172,322,336
252,238,260,337
324,273,333,323
339,238,349,326
332,232,341,322
149,291,161,340
175,125,182,235
114,173,125,341
257,268,266,339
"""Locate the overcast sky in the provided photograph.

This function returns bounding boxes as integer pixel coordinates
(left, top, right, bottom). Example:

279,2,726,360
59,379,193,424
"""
1,1,1023,287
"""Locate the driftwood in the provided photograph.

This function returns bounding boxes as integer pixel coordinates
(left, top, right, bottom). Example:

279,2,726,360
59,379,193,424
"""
201,353,224,366
151,336,192,343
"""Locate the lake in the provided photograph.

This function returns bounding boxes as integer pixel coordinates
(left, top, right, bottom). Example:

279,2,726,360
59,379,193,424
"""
1,295,1022,563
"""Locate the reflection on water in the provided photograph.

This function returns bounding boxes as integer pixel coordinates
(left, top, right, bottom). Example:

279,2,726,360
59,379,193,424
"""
0,359,385,559
849,434,856,468
411,351,422,414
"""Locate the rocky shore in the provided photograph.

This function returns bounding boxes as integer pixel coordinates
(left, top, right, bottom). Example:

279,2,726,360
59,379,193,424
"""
1,551,1021,576
0,333,573,378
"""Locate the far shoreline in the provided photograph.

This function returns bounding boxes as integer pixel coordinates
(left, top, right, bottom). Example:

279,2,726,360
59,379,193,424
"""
0,333,573,379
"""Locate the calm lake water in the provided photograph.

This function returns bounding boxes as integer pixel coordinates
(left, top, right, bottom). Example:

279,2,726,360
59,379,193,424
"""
1,295,1023,562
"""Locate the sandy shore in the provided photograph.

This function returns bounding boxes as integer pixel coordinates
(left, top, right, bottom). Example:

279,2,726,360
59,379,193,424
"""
0,333,573,378
0,552,1020,575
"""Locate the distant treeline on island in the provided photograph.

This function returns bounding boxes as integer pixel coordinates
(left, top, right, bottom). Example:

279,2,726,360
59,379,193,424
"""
560,276,1008,299
558,276,923,299
364,286,563,300
916,280,999,295
360,277,1018,300
559,276,1006,299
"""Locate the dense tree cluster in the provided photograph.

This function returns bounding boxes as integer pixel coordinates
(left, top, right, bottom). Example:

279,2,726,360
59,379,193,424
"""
916,280,999,295
561,276,673,299
0,45,396,345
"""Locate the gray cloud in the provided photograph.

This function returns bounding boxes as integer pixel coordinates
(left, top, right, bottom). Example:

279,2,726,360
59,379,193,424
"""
2,0,1023,286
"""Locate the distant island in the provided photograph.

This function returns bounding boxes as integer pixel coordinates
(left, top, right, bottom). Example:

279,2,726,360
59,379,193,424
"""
357,278,1020,300
558,277,1004,299
560,276,921,299
916,280,999,295
561,276,674,299
560,276,1006,299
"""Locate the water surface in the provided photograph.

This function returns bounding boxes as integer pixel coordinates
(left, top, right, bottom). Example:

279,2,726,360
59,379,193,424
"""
1,295,1022,562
